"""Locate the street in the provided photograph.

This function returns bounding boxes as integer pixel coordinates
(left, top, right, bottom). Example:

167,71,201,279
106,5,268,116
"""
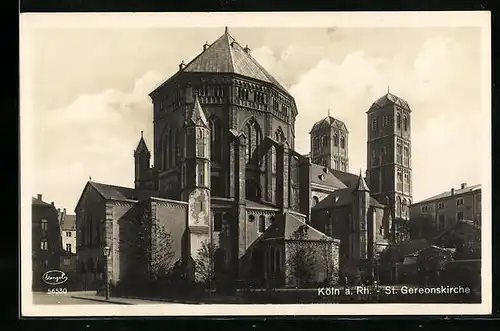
32,291,107,305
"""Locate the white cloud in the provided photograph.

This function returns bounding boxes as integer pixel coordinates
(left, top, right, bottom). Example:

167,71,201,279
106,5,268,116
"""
281,36,482,202
32,71,165,211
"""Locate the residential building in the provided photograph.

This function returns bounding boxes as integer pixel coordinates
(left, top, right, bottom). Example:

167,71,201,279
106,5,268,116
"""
410,183,481,235
58,208,77,284
32,194,62,289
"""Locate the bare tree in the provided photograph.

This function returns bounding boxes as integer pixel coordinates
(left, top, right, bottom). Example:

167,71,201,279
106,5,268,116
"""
134,212,176,282
149,223,176,281
317,238,339,285
194,240,217,287
286,226,317,288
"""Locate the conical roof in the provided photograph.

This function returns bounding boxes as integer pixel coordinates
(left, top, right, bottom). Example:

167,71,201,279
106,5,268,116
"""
186,94,209,127
182,28,288,94
367,92,411,113
354,170,370,192
134,131,150,155
310,115,348,133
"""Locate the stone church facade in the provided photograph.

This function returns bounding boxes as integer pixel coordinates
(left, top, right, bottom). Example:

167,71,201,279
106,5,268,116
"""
75,28,411,290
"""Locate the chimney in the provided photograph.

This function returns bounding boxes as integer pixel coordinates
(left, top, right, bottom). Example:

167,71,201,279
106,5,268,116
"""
451,188,455,195
37,194,42,200
461,183,467,189
203,41,210,51
179,60,185,71
243,45,251,54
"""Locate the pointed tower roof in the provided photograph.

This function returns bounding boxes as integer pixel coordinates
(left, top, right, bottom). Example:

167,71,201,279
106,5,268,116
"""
354,170,370,192
310,115,348,133
186,94,209,128
367,91,411,113
134,131,150,155
182,27,288,94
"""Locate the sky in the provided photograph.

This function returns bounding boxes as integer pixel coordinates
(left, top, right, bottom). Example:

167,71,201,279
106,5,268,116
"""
23,23,487,212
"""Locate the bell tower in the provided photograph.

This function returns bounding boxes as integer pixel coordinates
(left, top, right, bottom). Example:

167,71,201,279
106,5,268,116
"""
309,111,349,172
366,90,412,242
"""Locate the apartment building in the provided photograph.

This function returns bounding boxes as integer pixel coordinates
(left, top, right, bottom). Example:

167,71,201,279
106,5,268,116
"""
410,183,481,234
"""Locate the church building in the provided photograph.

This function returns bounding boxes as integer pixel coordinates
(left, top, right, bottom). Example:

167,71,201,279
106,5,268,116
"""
75,28,412,290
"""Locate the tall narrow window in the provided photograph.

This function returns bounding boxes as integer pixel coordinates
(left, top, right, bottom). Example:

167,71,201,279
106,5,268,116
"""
322,136,328,147
259,215,265,232
41,219,48,235
163,127,170,169
197,160,205,186
223,213,232,235
275,127,286,143
340,136,345,149
66,243,72,252
214,213,223,232
397,112,401,129
40,240,48,251
403,116,408,131
334,133,339,147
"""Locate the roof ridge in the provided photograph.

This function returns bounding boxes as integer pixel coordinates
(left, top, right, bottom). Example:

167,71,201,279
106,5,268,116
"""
225,32,236,73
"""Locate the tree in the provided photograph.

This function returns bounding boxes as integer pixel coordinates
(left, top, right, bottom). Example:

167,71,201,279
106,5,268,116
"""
317,237,339,285
194,240,217,287
134,210,176,282
286,226,317,288
149,223,176,281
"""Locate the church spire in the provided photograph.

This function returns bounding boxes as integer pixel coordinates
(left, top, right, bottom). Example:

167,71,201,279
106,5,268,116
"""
186,94,209,128
134,131,150,155
354,169,370,192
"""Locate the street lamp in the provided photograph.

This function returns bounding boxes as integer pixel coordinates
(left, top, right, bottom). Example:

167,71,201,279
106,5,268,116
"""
102,245,111,300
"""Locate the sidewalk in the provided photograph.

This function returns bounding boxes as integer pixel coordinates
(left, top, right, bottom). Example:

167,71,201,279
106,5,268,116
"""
71,293,167,305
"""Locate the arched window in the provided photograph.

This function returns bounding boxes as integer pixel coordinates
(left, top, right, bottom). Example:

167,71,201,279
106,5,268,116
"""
259,215,265,232
334,133,339,147
275,127,286,143
340,136,345,149
403,116,408,131
243,118,262,164
397,112,401,129
222,213,232,234
167,129,175,168
313,196,319,206
162,127,170,169
209,116,223,161
397,196,402,216
246,179,261,201
213,213,223,232
175,128,181,164
248,214,255,222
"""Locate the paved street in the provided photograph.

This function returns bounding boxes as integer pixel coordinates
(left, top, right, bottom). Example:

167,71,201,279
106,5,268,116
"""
33,291,107,305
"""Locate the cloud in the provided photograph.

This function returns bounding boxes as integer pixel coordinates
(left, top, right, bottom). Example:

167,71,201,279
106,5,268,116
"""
32,71,165,211
281,36,481,201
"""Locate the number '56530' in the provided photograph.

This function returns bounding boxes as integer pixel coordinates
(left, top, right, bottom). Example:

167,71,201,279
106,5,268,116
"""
47,288,67,294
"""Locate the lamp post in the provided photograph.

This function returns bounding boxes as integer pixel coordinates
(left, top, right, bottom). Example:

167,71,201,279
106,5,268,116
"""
102,245,111,300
